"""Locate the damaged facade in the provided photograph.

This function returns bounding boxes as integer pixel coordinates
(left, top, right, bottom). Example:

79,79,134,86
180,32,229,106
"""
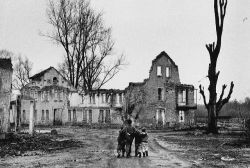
20,67,76,125
68,89,124,126
18,51,196,128
0,58,13,132
125,51,197,127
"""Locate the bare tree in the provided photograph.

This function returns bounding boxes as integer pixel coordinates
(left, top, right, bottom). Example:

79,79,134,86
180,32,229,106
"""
199,0,234,134
13,55,33,90
46,0,125,92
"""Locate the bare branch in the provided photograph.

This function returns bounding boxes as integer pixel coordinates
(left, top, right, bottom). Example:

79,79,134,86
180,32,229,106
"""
199,84,208,109
216,81,234,115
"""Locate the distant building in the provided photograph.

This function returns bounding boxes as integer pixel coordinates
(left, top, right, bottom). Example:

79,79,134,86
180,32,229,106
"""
20,67,76,125
0,58,13,132
68,89,124,126
125,51,197,127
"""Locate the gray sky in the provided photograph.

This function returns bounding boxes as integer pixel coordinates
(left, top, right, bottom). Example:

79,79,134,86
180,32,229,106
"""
0,0,250,103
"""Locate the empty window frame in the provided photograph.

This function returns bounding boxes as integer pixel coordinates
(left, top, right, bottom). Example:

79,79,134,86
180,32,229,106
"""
99,109,104,123
34,110,37,122
92,94,96,104
158,88,163,101
119,94,122,104
53,77,58,85
105,109,111,123
182,90,186,103
46,110,49,121
105,94,109,103
157,66,162,76
179,111,185,122
101,94,104,103
89,110,92,123
68,110,71,121
166,67,170,77
23,110,26,121
73,109,77,121
41,110,45,121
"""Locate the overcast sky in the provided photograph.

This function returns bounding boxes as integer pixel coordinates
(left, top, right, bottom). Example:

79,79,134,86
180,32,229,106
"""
0,0,250,103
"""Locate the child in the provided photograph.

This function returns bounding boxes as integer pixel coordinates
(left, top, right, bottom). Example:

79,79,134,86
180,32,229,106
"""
117,126,126,158
134,127,141,157
138,127,149,158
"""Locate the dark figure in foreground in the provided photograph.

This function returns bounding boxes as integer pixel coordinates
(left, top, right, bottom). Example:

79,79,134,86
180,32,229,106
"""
117,126,126,158
134,126,141,157
122,119,137,158
138,128,149,158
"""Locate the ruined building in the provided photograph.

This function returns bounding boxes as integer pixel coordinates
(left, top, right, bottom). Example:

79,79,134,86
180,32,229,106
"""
125,51,197,127
68,89,124,126
0,58,13,132
19,51,197,127
20,67,76,125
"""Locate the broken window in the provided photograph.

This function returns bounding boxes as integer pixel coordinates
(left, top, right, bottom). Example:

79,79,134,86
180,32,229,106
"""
157,66,162,76
166,67,170,77
68,110,71,121
83,110,87,123
158,88,163,100
119,94,122,104
99,110,104,123
178,89,187,105
182,90,186,103
89,95,92,104
53,77,58,85
156,109,165,126
92,94,96,104
179,111,185,122
46,110,49,121
105,109,111,123
41,110,45,121
113,94,116,104
73,109,76,121
89,110,92,123
101,94,104,103
34,110,37,122
106,94,109,103
23,110,26,122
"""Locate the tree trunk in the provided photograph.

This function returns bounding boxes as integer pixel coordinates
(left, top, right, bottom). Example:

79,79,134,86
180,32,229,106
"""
199,0,234,134
208,104,218,134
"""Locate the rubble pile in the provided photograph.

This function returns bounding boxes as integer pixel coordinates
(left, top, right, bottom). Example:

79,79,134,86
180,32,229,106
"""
0,133,82,158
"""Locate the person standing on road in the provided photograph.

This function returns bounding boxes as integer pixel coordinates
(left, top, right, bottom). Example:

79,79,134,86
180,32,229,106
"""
117,126,126,158
134,126,141,157
122,119,136,158
137,127,149,158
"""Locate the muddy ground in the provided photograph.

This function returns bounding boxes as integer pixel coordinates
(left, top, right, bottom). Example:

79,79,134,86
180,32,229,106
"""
0,127,250,168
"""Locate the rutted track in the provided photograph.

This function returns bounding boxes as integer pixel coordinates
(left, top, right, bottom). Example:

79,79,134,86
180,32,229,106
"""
0,128,191,168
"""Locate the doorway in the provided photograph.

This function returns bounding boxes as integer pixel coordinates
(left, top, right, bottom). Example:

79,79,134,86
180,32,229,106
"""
53,108,62,125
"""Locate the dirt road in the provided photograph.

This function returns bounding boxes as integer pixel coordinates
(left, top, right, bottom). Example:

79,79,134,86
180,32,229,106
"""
0,128,191,168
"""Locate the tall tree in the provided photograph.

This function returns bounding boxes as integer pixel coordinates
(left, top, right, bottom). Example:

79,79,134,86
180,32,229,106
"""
46,0,124,92
13,55,33,90
199,0,234,134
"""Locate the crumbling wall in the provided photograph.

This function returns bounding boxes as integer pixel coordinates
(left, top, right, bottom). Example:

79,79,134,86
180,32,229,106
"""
125,54,181,128
0,68,12,132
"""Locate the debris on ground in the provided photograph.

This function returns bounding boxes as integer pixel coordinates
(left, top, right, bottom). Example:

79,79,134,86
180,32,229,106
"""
0,132,82,158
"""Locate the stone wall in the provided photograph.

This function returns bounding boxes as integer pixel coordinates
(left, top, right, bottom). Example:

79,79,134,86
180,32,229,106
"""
125,52,196,128
21,67,73,126
0,68,12,132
